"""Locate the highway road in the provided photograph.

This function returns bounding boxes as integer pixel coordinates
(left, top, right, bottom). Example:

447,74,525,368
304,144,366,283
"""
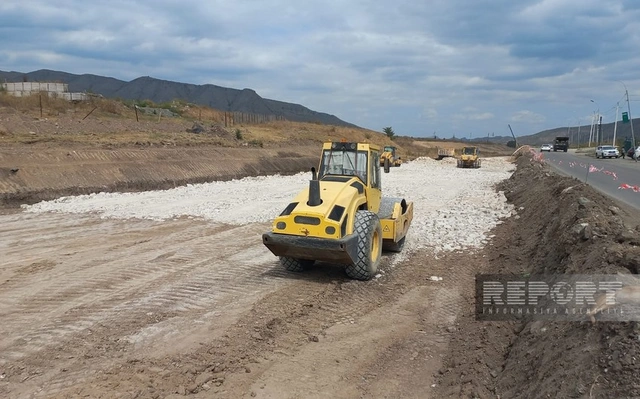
541,149,640,210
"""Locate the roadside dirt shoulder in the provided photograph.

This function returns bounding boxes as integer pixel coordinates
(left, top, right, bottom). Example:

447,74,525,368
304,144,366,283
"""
435,153,640,399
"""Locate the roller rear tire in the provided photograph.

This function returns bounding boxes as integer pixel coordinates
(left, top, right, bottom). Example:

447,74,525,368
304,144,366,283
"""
345,210,382,281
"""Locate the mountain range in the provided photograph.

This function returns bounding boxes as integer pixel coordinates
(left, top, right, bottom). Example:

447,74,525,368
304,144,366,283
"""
3,69,638,145
510,119,640,147
465,119,640,146
0,69,358,128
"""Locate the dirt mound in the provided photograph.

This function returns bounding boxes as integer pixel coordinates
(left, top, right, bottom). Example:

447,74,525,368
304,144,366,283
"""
499,156,640,275
435,153,640,398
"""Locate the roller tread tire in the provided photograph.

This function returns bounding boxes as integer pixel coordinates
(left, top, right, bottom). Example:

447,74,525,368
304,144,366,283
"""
345,210,382,281
280,257,314,272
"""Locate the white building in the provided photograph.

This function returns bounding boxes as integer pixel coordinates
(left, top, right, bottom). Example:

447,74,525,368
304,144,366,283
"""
1,82,90,101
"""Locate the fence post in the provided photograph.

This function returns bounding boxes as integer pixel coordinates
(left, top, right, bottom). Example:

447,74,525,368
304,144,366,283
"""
82,106,97,120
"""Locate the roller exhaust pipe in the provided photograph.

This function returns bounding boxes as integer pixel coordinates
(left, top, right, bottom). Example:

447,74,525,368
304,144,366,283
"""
308,167,322,206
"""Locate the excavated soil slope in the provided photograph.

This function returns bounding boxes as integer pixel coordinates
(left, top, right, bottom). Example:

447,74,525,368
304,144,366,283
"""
0,145,319,207
435,153,640,399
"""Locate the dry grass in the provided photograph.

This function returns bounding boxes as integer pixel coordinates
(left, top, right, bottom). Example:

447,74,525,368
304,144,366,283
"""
0,131,237,147
232,120,395,146
0,91,133,118
0,93,513,156
394,136,513,158
0,93,399,149
0,91,72,116
180,105,226,124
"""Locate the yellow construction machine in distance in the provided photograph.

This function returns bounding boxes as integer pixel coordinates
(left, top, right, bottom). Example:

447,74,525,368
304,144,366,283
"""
457,146,481,168
436,147,455,160
262,141,413,280
380,145,402,173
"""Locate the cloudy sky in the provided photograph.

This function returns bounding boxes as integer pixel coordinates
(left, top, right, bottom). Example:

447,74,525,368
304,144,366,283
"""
2,0,640,138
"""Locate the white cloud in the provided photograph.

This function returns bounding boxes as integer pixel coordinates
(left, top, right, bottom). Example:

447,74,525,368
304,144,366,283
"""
468,113,495,121
511,110,546,124
1,0,639,137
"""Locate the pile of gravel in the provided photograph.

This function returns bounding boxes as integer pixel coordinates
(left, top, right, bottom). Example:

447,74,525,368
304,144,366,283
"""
23,156,515,253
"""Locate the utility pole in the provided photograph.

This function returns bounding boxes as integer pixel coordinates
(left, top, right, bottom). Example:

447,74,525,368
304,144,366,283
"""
618,81,636,148
613,102,619,146
598,115,603,145
590,99,600,146
626,87,635,148
577,122,582,148
589,112,595,146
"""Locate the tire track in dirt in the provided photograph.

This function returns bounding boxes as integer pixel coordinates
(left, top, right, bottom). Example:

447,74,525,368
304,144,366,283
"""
351,250,479,398
0,179,23,194
152,248,474,399
235,248,479,399
0,157,516,398
26,252,424,399
0,214,297,368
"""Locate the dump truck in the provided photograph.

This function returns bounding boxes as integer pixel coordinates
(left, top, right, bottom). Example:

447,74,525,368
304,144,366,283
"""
263,141,414,280
553,136,569,152
457,146,481,168
380,145,402,173
436,147,455,160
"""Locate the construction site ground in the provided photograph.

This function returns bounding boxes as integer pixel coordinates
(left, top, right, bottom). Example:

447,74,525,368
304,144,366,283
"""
1,102,639,398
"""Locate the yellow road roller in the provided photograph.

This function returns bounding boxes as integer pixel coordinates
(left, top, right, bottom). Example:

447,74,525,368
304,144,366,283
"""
262,141,413,280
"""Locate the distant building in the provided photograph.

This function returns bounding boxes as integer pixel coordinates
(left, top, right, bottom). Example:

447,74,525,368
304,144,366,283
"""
1,81,91,101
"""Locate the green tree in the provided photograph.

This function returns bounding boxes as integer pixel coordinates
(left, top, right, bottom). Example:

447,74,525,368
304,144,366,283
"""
383,126,395,139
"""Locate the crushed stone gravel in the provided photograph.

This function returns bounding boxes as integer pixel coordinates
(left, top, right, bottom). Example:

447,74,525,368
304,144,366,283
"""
22,156,515,253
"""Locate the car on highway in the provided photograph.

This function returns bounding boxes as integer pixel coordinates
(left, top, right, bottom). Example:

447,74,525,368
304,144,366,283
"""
595,145,620,159
540,144,553,152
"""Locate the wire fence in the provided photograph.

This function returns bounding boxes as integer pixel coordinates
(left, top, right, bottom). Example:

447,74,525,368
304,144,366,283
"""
222,112,286,127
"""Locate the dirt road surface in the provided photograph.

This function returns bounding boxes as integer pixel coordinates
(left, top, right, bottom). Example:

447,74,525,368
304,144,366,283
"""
3,152,640,398
0,156,514,399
